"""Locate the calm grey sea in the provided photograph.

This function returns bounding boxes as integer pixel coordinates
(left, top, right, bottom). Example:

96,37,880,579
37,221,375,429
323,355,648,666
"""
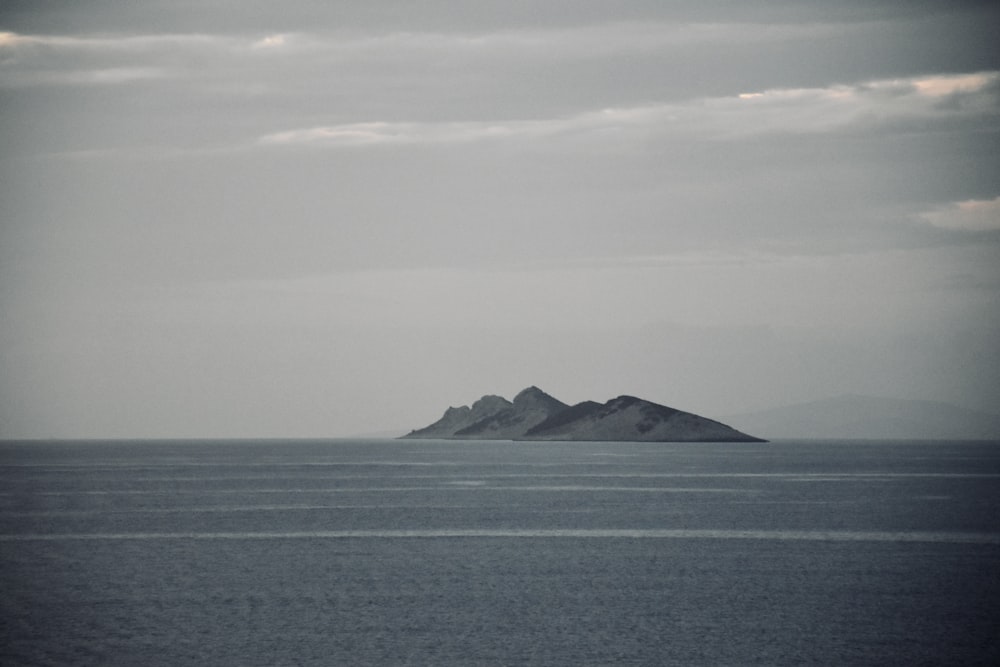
1,438,998,666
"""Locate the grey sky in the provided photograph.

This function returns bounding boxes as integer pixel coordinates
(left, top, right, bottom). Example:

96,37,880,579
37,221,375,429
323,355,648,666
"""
1,1,998,437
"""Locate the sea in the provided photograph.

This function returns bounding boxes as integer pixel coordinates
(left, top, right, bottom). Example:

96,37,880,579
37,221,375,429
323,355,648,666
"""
1,438,998,666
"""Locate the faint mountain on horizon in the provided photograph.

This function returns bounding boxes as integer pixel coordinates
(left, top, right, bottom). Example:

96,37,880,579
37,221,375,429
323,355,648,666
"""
721,395,1000,440
403,386,765,442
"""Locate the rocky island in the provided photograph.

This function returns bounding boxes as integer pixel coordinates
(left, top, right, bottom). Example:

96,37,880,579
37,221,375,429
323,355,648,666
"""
402,386,766,442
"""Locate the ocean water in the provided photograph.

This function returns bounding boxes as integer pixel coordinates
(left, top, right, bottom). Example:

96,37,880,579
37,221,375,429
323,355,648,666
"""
1,438,998,666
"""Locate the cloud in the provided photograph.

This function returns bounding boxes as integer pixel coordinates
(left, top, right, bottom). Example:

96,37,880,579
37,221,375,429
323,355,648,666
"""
251,34,289,50
920,197,1000,232
258,119,555,146
911,73,997,97
717,71,1000,135
2,66,170,86
257,71,1000,147
0,29,302,88
0,21,824,66
0,31,27,47
0,30,229,53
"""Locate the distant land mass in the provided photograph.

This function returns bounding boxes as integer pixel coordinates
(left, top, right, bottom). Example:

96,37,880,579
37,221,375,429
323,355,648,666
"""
722,394,1000,440
402,386,766,442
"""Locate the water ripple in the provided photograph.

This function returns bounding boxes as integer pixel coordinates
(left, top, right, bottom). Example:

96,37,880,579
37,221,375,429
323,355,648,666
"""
2,529,998,544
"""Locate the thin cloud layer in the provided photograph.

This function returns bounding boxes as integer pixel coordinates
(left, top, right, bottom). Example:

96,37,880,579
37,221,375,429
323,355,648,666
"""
921,197,1000,232
257,71,999,147
0,21,850,66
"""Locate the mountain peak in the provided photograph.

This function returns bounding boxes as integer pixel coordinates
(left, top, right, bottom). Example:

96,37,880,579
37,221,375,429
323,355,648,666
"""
470,394,512,416
512,386,568,411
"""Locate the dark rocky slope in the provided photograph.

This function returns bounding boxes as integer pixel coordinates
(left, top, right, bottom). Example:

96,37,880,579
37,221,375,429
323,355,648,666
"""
403,387,765,442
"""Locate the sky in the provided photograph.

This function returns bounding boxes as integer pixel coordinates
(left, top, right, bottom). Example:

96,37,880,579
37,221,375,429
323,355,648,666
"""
1,1,998,438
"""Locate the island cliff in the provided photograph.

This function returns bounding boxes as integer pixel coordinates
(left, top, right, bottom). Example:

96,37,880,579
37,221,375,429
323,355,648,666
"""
403,386,766,442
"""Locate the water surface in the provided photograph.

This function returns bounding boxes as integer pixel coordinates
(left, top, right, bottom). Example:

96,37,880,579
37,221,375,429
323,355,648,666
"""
2,439,998,665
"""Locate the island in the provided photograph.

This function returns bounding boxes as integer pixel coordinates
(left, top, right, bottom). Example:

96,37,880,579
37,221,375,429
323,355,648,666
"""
402,386,766,442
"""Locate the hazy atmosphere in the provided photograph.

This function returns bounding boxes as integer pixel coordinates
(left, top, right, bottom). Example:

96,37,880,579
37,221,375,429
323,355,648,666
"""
1,1,998,438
